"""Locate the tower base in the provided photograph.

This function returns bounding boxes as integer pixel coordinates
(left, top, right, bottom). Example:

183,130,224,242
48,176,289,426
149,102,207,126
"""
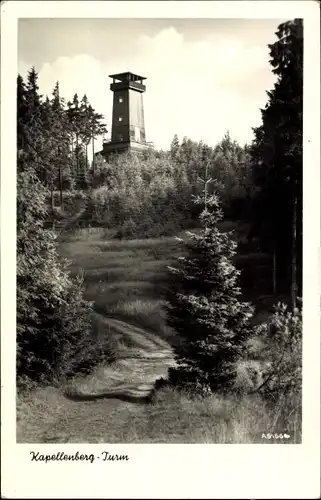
98,140,153,160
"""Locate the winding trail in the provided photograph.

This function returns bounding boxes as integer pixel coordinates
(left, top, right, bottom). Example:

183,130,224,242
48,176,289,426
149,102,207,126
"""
16,314,176,443
66,314,176,401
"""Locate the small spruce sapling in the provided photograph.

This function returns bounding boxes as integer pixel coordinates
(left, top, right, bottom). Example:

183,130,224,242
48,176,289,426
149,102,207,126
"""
166,173,254,394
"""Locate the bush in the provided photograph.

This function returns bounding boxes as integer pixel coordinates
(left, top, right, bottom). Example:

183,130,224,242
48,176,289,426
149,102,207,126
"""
57,311,117,380
254,302,302,405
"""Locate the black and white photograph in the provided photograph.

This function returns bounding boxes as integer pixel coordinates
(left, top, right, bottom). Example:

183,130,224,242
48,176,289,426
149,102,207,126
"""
1,1,320,498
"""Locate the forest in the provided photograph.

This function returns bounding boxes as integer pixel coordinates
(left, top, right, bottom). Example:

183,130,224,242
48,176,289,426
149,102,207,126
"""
16,19,303,444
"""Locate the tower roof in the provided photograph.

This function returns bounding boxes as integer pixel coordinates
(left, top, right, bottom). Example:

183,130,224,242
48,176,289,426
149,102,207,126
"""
109,72,147,82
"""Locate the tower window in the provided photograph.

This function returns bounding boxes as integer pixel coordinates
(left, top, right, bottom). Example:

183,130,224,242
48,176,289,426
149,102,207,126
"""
118,134,124,142
118,96,123,103
118,116,123,122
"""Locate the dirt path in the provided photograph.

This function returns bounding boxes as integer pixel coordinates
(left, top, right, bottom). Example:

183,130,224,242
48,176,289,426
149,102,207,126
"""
65,314,176,401
17,314,176,443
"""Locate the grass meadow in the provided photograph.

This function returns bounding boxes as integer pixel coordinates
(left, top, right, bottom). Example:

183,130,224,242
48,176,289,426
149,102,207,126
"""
59,228,180,341
16,226,301,444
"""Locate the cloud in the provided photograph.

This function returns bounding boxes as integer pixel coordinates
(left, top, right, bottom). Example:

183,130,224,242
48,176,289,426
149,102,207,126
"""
131,27,276,148
19,26,276,150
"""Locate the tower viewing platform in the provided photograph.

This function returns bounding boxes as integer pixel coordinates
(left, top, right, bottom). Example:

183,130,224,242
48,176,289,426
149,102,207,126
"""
109,72,146,93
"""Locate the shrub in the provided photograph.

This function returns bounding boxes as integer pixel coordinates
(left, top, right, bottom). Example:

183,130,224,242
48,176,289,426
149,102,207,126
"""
57,311,117,380
253,302,302,405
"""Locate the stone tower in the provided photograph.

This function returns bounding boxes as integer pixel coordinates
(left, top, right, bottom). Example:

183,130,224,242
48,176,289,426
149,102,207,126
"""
101,72,151,157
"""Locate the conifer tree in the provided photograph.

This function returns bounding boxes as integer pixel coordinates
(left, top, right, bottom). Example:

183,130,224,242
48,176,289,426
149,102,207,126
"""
67,94,81,180
79,94,91,166
66,93,107,185
89,107,107,173
18,68,47,180
170,134,180,161
166,183,254,394
17,165,93,382
41,95,56,212
17,74,28,153
250,19,303,303
25,67,43,132
51,81,73,197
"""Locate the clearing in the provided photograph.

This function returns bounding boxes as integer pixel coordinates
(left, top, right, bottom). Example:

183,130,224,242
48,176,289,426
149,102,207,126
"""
17,228,300,444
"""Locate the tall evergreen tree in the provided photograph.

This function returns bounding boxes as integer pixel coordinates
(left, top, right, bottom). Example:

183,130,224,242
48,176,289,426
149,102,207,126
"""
67,93,81,180
79,94,92,171
250,19,303,305
17,74,28,153
66,93,107,185
51,81,73,197
165,187,254,394
41,95,56,212
89,107,107,172
17,68,61,192
18,68,46,179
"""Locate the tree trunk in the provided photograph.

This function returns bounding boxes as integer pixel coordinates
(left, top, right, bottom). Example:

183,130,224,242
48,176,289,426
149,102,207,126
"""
50,187,54,213
59,163,63,207
76,134,79,177
50,185,55,230
57,145,63,208
70,138,75,181
291,186,297,309
92,135,95,174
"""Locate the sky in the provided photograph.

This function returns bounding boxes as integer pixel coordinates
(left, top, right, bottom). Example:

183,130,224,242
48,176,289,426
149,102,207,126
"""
18,18,287,151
